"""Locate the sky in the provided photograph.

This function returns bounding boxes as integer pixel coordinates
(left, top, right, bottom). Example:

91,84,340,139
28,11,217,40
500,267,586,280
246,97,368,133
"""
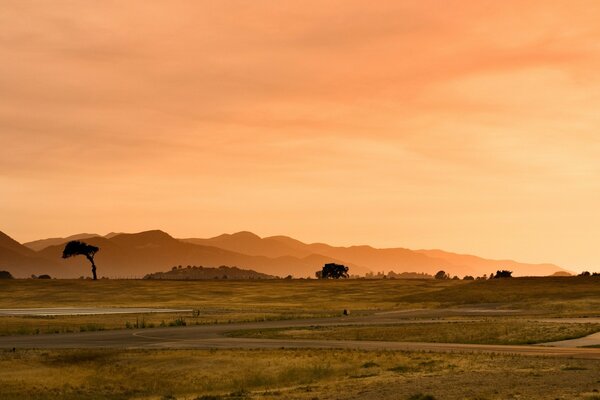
2,1,600,270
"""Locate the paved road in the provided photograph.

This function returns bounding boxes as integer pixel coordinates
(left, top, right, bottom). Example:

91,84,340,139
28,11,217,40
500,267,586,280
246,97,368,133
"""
0,311,599,359
0,307,192,316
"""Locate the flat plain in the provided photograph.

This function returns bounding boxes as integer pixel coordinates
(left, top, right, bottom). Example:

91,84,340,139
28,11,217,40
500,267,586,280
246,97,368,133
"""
0,277,599,400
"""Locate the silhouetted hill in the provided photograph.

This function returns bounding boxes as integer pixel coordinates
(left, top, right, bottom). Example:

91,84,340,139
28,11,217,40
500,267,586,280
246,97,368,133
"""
7,229,572,278
185,231,571,277
0,231,61,277
36,230,356,278
23,233,100,251
182,231,312,258
0,231,37,257
144,265,276,280
415,249,569,277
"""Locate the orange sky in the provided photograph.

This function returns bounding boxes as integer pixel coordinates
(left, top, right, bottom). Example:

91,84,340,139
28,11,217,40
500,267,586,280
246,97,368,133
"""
2,1,600,270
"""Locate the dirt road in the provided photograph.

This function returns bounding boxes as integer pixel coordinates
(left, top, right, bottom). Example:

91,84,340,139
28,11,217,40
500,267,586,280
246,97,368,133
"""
0,311,599,359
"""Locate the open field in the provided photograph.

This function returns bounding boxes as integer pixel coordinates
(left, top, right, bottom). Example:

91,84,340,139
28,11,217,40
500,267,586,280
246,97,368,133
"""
0,348,599,400
228,320,600,345
1,278,600,399
1,277,599,337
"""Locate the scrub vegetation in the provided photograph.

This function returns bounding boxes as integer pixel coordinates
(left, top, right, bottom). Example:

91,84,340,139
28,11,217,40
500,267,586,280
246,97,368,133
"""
0,348,599,400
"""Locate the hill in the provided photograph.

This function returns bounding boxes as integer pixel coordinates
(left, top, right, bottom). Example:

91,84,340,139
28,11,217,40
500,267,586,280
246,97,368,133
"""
0,231,62,277
415,249,568,278
183,231,568,277
3,229,572,279
23,233,100,251
35,230,359,279
143,265,276,280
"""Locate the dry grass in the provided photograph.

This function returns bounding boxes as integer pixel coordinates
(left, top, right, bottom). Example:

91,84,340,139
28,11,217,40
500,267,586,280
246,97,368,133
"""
228,319,600,345
1,277,598,337
0,348,598,400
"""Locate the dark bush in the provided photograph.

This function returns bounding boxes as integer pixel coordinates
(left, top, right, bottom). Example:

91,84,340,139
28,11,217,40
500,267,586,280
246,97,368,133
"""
0,270,14,279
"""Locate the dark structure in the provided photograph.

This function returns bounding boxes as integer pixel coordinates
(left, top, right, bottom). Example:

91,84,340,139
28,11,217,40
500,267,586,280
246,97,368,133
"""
62,240,100,280
316,263,349,279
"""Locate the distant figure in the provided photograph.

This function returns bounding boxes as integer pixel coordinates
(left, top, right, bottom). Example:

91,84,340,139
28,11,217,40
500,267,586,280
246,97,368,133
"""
62,240,100,280
343,309,349,316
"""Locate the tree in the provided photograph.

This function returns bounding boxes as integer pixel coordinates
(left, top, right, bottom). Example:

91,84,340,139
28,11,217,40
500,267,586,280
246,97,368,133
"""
62,240,100,280
317,263,349,279
0,271,13,279
463,275,474,280
492,270,513,278
434,270,449,280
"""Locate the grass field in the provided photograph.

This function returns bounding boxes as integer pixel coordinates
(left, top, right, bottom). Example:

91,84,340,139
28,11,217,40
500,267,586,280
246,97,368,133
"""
228,320,600,345
0,348,599,400
1,277,599,337
1,278,599,399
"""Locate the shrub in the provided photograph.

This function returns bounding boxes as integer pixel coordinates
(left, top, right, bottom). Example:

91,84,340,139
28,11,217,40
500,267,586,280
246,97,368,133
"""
0,270,14,279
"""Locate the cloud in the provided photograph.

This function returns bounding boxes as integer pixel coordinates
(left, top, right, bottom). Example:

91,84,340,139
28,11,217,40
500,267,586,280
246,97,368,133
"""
2,1,600,267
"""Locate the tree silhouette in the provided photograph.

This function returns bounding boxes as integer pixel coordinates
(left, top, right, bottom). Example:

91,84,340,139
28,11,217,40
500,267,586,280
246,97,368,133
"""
62,240,100,280
317,263,349,279
492,270,513,278
434,270,449,280
0,271,14,279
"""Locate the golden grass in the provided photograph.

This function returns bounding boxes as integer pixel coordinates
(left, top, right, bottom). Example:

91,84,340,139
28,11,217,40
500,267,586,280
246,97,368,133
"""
0,348,598,400
0,278,456,309
1,277,598,337
228,320,600,345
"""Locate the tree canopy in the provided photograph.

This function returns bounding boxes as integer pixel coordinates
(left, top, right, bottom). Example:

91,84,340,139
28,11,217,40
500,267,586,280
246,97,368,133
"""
316,263,349,279
434,270,449,280
62,240,100,280
0,270,14,279
492,270,513,278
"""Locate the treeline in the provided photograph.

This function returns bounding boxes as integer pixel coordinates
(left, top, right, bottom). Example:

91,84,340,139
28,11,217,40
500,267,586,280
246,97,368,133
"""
363,271,434,279
143,265,276,280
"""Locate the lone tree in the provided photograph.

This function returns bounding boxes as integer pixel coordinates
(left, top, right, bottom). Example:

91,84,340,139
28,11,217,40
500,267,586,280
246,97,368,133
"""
62,240,100,280
434,270,449,280
316,263,349,279
0,270,14,279
492,270,513,278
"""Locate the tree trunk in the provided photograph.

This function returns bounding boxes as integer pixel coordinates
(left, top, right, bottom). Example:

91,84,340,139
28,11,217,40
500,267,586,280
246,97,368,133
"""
87,255,97,280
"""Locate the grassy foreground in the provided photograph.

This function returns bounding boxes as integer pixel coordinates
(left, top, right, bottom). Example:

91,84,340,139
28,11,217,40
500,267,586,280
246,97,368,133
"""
0,348,599,400
228,320,600,345
1,277,599,336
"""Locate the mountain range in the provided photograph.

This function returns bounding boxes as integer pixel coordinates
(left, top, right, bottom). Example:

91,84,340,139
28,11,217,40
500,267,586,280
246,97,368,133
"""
0,229,570,279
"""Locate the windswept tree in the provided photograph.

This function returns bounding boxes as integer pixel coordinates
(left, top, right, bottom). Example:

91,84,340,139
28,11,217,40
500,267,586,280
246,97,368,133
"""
62,240,100,280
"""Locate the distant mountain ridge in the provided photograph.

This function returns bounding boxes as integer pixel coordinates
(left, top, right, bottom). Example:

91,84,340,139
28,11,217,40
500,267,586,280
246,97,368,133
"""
182,231,570,277
0,229,571,279
23,233,101,252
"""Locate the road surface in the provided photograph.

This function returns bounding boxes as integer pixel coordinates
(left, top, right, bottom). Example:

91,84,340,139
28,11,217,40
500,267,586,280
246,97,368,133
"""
0,311,599,359
0,307,192,316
